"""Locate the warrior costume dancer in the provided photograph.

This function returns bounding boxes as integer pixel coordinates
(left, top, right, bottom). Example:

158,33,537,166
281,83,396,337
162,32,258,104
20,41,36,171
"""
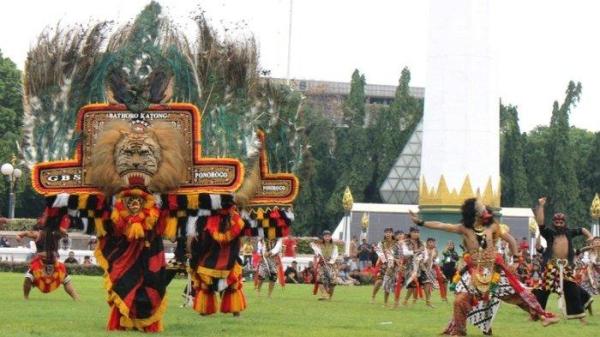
426,237,448,302
402,227,434,307
256,237,284,297
409,198,558,336
532,197,593,323
311,230,339,300
580,237,600,296
17,227,79,300
371,227,398,306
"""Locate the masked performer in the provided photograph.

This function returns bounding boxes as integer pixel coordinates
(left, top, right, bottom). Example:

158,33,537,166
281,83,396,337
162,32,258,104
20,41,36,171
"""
17,226,79,300
256,237,284,297
371,227,397,305
311,230,339,300
532,197,593,323
409,198,559,336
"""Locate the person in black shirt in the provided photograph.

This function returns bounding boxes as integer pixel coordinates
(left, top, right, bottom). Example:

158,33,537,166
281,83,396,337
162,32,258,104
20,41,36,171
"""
285,261,299,284
532,197,593,324
441,241,459,281
357,239,372,270
64,251,78,264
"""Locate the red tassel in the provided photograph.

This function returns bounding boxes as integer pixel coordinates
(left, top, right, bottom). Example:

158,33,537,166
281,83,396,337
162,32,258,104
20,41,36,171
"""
59,214,71,231
276,255,285,287
168,194,178,210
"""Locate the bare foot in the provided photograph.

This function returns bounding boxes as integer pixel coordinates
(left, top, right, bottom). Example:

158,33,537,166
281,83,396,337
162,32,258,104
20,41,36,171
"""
426,302,435,308
370,297,375,304
541,316,559,327
579,318,588,325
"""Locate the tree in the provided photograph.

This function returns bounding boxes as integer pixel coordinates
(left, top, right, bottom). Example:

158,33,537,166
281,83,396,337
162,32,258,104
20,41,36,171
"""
0,51,45,218
499,104,530,206
365,67,423,201
581,131,600,211
293,104,337,235
325,69,373,223
545,81,586,226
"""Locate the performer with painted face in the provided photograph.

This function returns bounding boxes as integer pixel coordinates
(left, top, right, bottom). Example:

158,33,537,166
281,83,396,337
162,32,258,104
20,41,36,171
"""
409,198,559,336
371,227,397,306
17,225,79,301
532,197,593,323
256,237,284,297
311,230,339,300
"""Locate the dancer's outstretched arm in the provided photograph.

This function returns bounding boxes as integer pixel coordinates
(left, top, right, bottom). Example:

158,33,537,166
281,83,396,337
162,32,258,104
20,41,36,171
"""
408,211,464,234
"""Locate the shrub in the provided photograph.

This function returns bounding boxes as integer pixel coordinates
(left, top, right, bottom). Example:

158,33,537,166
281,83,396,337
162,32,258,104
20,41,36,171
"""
0,261,104,276
1,218,38,231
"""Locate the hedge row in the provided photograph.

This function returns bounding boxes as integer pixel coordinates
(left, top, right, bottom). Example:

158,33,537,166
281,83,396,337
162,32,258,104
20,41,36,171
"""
0,261,104,276
0,218,38,231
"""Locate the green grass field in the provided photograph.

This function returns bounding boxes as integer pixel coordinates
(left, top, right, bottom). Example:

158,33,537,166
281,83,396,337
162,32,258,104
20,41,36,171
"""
0,272,598,337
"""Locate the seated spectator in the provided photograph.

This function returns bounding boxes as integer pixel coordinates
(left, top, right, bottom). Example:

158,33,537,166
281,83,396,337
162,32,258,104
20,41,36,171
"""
87,236,98,250
0,236,10,247
301,262,315,284
64,251,79,264
349,257,359,272
285,261,299,284
361,261,379,278
82,255,93,266
60,236,72,250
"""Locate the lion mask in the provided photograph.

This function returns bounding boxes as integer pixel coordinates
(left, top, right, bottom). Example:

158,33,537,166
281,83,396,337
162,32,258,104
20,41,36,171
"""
88,121,186,195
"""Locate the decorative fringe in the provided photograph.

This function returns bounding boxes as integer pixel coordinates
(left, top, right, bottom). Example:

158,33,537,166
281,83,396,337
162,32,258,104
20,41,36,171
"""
221,287,247,313
164,216,178,240
95,218,107,237
193,289,217,315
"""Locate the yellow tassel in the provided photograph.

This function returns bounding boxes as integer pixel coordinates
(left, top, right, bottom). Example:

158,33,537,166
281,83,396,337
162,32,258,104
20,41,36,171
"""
187,194,199,210
78,194,89,210
126,222,145,240
262,219,270,228
256,209,264,220
164,216,177,240
111,208,120,224
268,227,276,239
95,218,107,237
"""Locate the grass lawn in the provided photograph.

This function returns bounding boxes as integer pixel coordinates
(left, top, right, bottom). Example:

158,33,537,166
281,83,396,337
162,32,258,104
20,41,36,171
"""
0,272,598,337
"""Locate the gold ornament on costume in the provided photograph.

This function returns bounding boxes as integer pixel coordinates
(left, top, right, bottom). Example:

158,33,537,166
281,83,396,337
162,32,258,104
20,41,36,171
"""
528,218,538,235
342,186,354,212
361,213,369,232
591,193,600,220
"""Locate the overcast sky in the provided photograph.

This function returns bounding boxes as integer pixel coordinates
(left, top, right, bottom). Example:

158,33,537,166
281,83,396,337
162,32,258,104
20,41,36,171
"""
1,0,598,132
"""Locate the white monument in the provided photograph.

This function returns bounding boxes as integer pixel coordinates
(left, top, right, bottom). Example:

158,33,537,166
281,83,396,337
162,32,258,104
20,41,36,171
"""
419,0,500,215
